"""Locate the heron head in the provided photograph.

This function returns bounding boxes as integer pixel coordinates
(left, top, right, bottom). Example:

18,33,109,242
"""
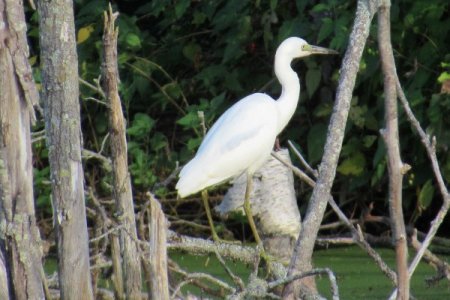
276,37,338,60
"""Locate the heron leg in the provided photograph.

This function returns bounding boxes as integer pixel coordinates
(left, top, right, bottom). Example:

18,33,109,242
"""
201,190,221,242
243,174,267,257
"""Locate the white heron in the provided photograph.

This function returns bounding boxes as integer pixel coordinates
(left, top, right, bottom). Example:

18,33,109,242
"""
176,37,336,247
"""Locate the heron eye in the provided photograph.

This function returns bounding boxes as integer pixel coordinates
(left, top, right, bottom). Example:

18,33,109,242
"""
302,44,312,52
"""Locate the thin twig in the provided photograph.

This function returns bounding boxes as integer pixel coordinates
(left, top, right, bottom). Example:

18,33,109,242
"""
271,151,315,187
387,75,450,299
270,268,339,300
134,56,190,107
84,96,110,107
410,229,450,282
90,225,125,243
214,248,245,290
82,148,112,171
79,77,106,99
170,271,234,299
287,140,318,177
125,62,186,115
272,151,397,283
153,163,181,191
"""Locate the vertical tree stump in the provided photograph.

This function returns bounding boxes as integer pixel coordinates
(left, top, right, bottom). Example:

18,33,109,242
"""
217,149,301,263
102,6,142,298
149,195,170,299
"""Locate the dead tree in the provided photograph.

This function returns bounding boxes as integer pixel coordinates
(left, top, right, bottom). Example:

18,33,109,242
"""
0,0,46,298
102,7,142,298
37,0,94,298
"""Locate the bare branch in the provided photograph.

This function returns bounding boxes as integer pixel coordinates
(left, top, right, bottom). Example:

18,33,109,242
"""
270,268,339,300
273,149,397,284
283,0,379,297
378,2,409,298
167,231,258,265
388,57,450,300
79,77,106,99
287,140,318,177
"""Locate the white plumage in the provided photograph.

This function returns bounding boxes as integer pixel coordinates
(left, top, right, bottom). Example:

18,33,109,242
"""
176,37,336,197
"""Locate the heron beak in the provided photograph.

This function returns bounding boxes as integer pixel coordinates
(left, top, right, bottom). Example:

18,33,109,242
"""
306,45,338,55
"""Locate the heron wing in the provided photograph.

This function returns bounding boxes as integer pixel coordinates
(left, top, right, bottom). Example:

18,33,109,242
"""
177,93,279,196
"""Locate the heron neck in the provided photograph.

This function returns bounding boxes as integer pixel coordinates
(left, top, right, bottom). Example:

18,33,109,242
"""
274,55,300,134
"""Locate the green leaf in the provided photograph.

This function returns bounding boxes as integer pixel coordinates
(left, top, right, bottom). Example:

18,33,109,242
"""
127,113,155,136
175,0,190,19
418,180,434,210
126,33,141,49
317,18,333,43
349,104,368,128
311,3,329,13
162,82,182,99
337,152,366,176
437,71,450,83
371,161,386,187
363,135,377,148
187,137,202,151
313,102,333,117
192,11,207,25
307,123,327,164
183,43,201,62
150,132,168,151
305,68,321,98
223,41,245,63
270,0,278,10
177,111,199,128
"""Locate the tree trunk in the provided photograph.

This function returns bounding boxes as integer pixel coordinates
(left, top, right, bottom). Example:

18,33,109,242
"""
37,0,94,298
0,0,45,298
283,0,378,298
102,7,142,298
218,149,300,263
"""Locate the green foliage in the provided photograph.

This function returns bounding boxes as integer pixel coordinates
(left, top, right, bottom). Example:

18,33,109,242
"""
29,0,450,229
418,180,435,211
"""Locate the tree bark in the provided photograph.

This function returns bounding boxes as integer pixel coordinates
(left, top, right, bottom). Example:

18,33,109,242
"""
0,0,45,298
283,0,378,298
378,2,410,299
149,195,170,300
102,7,142,298
37,0,94,299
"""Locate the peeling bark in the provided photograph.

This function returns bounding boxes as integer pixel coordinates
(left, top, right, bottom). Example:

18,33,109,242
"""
0,0,45,298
